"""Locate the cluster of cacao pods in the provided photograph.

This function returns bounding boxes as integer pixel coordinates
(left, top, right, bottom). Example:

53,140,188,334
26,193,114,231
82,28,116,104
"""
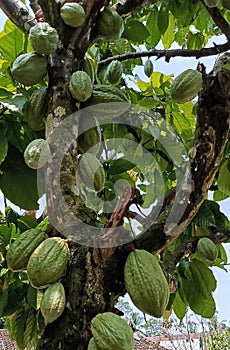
6,229,70,324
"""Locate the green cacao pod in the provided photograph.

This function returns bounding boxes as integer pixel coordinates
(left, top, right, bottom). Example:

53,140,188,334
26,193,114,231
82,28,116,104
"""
6,228,48,272
96,7,124,41
77,114,101,155
40,282,66,324
91,312,134,350
24,138,50,169
196,237,218,262
82,55,95,83
124,249,170,318
220,0,230,9
204,0,219,7
90,84,129,104
144,59,154,78
29,22,59,55
69,71,93,102
27,237,70,289
11,52,47,86
25,87,47,131
170,69,203,104
88,338,99,350
78,153,105,192
60,3,86,27
106,60,123,85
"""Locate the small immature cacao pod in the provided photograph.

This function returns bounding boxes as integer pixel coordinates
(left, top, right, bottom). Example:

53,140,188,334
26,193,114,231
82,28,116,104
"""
11,52,47,86
77,114,102,155
60,3,86,27
27,237,70,289
6,228,48,272
96,7,124,41
144,59,154,77
29,22,59,55
196,237,218,263
170,69,202,104
69,71,93,102
106,60,123,85
25,87,47,131
78,153,105,192
91,312,134,350
124,249,170,318
40,282,66,324
24,138,50,169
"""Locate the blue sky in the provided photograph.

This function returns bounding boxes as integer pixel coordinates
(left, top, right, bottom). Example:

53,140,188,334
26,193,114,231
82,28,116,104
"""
0,7,229,321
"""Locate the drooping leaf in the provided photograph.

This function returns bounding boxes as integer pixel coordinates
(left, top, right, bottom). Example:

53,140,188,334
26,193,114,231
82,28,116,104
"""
217,159,230,196
123,20,149,43
0,146,39,210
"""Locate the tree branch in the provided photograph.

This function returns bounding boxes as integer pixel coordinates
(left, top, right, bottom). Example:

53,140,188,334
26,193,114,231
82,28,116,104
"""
98,42,230,66
37,0,64,34
29,0,41,15
0,0,36,34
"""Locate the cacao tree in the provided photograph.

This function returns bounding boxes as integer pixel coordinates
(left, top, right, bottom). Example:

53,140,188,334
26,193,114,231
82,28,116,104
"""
0,0,230,349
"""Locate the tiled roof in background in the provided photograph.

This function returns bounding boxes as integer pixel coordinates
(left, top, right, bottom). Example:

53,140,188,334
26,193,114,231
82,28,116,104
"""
0,330,18,350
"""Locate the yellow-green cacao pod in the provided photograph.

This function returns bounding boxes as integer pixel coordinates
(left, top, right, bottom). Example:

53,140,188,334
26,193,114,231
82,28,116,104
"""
170,69,202,104
204,0,219,7
25,87,47,131
144,59,154,78
77,114,101,155
60,3,86,27
124,249,170,318
69,71,93,102
27,237,70,289
106,60,123,85
220,0,230,9
196,237,218,262
88,338,99,350
11,52,47,86
78,153,105,192
96,7,124,41
91,312,134,350
6,228,48,272
40,282,66,324
29,22,59,55
24,138,50,169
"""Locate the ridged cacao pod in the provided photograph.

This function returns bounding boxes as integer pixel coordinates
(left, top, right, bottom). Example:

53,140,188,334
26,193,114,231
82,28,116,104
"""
77,114,101,155
11,52,47,86
170,69,203,104
88,338,99,350
96,7,124,41
144,59,154,77
24,138,50,169
78,153,105,192
6,228,48,272
91,312,134,350
196,237,218,262
90,84,129,104
40,282,66,324
82,55,95,83
27,237,70,289
29,22,59,55
220,0,230,9
60,3,86,27
69,71,93,102
106,60,123,85
124,249,170,318
25,87,47,131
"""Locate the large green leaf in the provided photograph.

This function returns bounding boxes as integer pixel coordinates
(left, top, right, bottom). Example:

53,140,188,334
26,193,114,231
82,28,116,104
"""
0,20,25,64
123,20,149,43
217,159,230,195
146,9,161,47
0,129,8,164
0,146,39,210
